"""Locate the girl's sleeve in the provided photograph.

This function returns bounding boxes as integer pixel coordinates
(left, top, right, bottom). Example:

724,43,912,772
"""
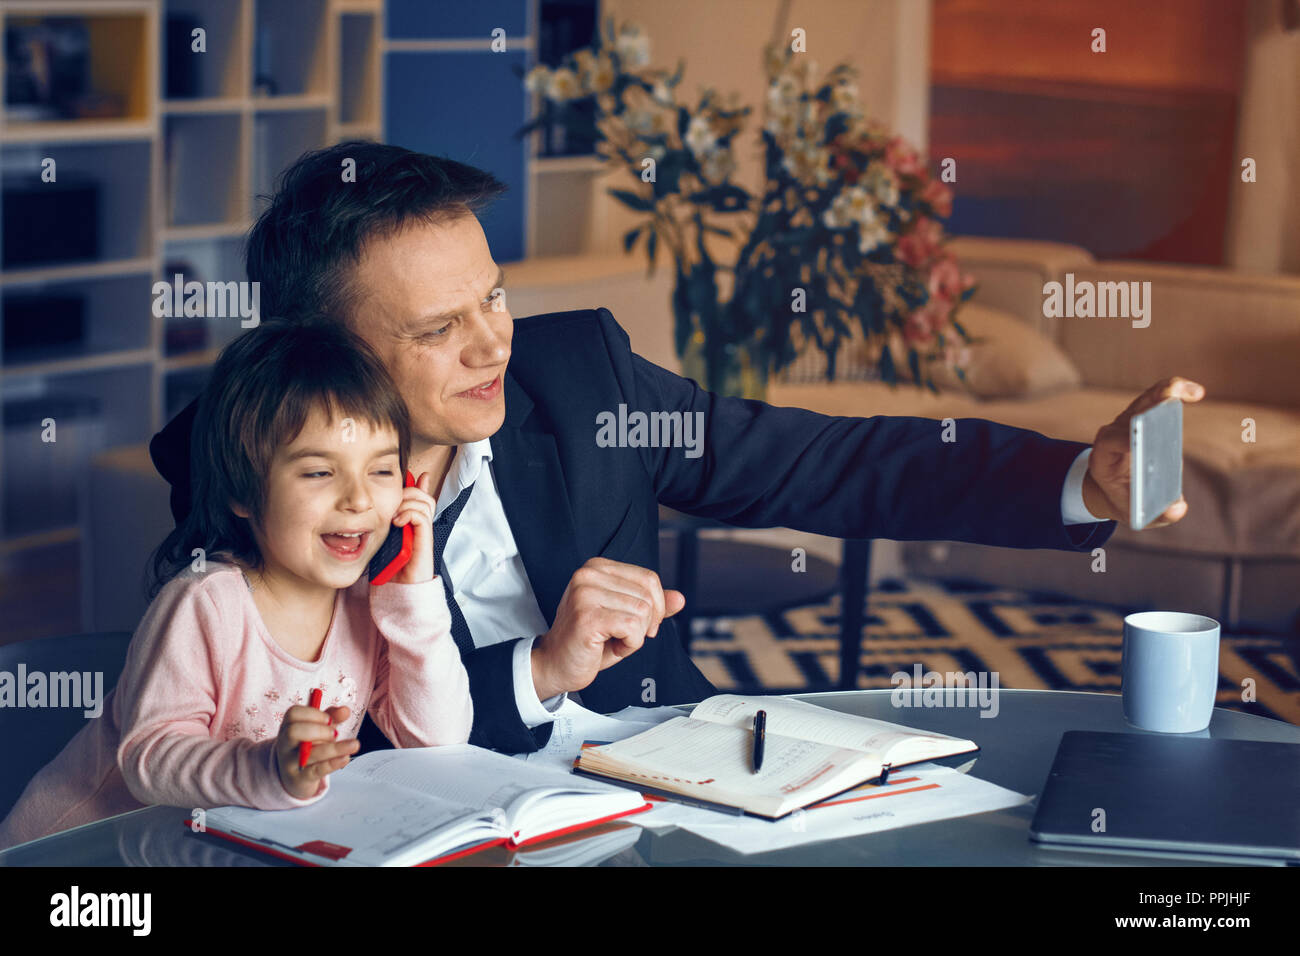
367,577,473,747
116,581,329,811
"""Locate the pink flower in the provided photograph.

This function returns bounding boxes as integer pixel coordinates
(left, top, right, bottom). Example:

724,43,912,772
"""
884,136,925,178
928,255,965,302
902,310,933,346
921,178,953,217
897,216,942,268
903,298,950,346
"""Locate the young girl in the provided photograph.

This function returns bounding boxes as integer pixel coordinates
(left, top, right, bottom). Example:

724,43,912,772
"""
0,320,472,850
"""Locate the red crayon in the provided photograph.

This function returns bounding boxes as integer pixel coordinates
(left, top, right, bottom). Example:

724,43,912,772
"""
299,687,325,768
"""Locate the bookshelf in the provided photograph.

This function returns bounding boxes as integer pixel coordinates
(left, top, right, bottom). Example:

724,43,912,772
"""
0,0,385,633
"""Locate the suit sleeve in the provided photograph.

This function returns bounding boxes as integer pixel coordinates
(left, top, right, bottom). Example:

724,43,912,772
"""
462,640,554,753
595,308,1117,552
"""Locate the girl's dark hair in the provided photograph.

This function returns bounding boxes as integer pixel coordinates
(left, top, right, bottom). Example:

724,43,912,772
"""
246,140,508,322
146,319,411,598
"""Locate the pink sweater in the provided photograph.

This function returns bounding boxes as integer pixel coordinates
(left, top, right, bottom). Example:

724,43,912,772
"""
0,561,472,851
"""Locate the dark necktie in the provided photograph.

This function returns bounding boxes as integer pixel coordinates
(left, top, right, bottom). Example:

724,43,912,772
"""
434,482,476,658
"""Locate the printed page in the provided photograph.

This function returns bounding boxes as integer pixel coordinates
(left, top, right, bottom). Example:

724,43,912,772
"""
581,717,876,817
205,771,492,867
668,763,1031,855
518,698,666,774
354,744,642,838
690,694,973,760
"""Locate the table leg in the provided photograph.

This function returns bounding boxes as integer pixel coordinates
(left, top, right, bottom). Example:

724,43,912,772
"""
839,538,872,690
675,526,700,655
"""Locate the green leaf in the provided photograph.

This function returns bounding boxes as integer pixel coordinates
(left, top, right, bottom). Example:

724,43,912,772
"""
622,226,644,253
647,229,658,267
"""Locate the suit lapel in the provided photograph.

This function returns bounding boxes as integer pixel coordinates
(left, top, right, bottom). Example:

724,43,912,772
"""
490,371,584,626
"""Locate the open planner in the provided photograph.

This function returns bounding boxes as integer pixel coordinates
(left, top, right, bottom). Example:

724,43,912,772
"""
574,694,980,819
193,744,650,866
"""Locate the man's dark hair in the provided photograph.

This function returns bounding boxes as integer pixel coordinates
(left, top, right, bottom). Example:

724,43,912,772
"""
246,140,508,322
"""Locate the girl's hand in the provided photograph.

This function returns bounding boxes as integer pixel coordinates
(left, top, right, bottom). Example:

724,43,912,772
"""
390,471,437,585
275,704,358,799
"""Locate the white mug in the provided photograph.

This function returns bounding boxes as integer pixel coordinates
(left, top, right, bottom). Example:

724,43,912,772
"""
1121,611,1220,733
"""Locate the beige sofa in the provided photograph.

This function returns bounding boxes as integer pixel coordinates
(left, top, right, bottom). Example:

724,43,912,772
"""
769,237,1300,633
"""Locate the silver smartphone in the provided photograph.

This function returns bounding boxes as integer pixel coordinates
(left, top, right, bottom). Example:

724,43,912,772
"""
1130,397,1183,530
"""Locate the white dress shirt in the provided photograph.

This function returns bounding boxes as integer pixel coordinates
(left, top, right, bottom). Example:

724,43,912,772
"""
436,440,1103,729
432,438,568,729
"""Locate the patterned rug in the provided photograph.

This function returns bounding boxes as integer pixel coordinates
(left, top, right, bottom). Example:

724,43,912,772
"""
686,577,1300,726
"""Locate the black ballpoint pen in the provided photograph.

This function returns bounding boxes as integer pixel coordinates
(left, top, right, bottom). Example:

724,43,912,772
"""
752,710,766,772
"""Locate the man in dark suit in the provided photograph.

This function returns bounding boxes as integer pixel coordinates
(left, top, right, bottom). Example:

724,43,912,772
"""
149,142,1202,755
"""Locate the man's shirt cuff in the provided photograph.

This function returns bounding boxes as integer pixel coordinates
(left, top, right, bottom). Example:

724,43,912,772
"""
512,635,566,728
1061,447,1103,525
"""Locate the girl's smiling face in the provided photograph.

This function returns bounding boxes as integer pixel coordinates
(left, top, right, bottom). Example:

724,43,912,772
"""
233,405,404,593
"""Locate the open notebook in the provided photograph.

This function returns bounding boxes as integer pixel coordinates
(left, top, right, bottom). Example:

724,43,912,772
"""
574,694,979,819
192,744,650,866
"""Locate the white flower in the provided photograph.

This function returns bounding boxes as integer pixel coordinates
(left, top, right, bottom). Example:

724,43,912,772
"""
685,114,717,156
589,53,615,93
835,185,872,220
647,144,667,162
767,75,799,110
615,25,651,68
652,80,673,105
547,67,581,101
857,212,891,254
863,162,899,208
831,81,860,111
700,150,736,185
823,205,848,229
625,108,660,136
524,65,552,95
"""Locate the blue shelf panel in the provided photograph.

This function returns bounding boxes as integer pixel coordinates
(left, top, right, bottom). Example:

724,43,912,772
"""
387,0,528,40
385,50,528,262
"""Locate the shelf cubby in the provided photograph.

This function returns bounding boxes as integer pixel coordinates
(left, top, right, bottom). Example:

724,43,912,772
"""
1,139,154,273
1,8,154,135
162,0,248,101
2,363,152,538
160,234,253,359
253,0,330,98
252,108,327,213
2,272,155,369
164,113,246,227
339,12,378,127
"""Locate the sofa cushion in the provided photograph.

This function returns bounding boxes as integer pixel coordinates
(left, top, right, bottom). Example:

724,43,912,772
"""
899,302,1083,399
766,381,1300,559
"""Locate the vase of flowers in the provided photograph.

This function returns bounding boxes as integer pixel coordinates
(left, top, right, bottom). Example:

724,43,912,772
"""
519,20,975,399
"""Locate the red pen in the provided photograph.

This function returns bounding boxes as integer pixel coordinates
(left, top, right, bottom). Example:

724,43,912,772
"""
299,687,325,768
